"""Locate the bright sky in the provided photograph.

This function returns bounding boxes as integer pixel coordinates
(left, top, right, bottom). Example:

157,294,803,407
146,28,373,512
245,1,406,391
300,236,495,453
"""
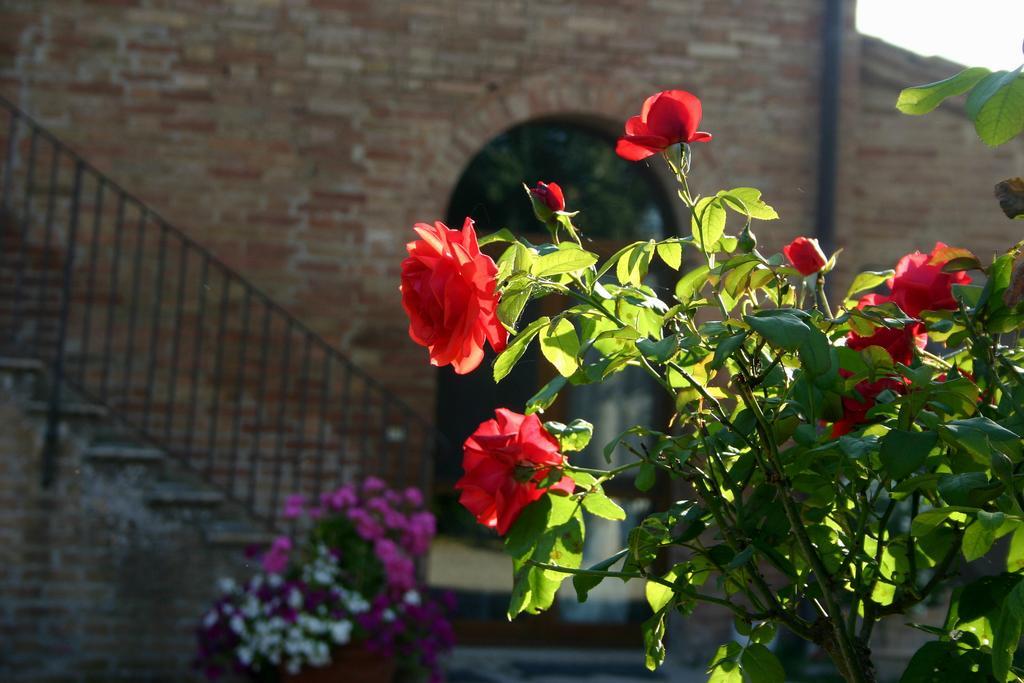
857,0,1024,70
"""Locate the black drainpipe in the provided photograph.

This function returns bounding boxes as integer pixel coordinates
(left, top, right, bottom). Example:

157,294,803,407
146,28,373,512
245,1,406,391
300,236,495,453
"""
815,0,843,257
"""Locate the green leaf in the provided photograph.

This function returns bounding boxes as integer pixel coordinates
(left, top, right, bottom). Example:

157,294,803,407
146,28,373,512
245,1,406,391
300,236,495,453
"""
525,375,567,414
657,240,683,270
717,188,779,220
798,326,837,381
645,566,681,612
707,642,743,683
544,418,593,451
675,264,710,302
740,643,785,683
744,310,811,351
880,430,938,480
540,318,580,377
963,519,998,562
635,462,657,492
494,316,550,382
572,550,627,602
692,197,727,248
1008,526,1024,572
616,241,655,286
938,472,1002,508
991,577,1024,680
532,245,598,277
911,509,956,537
636,335,677,364
506,494,586,618
900,640,991,682
711,332,747,370
478,227,519,246
966,68,1024,146
497,283,532,329
845,269,894,302
582,491,627,521
896,66,991,115
642,611,667,671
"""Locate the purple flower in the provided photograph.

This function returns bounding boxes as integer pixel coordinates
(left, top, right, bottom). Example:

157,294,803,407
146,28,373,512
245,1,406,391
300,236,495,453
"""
283,494,307,519
261,536,292,574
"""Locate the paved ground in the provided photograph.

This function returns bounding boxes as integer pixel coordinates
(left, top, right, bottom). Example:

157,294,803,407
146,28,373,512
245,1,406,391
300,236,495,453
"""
446,647,706,683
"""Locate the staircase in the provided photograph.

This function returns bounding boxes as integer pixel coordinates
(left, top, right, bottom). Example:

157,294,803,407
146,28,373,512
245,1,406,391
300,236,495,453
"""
0,94,437,528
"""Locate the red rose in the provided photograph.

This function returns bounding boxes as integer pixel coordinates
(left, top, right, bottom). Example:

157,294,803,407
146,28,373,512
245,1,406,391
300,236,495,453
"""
888,242,972,318
400,218,508,374
783,236,827,276
455,408,574,535
530,181,565,212
846,294,926,365
832,371,908,437
615,90,712,162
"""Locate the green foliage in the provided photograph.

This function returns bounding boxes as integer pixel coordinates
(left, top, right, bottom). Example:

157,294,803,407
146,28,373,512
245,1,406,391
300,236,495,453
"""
477,68,1024,683
898,63,1024,146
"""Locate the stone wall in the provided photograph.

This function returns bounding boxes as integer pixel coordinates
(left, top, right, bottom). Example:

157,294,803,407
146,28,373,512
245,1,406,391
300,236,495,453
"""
0,383,258,682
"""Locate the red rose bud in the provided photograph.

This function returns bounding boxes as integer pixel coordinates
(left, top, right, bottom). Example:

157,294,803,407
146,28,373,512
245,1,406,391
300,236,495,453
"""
530,181,565,213
400,218,508,374
783,236,827,276
455,408,573,536
887,242,971,318
616,89,712,162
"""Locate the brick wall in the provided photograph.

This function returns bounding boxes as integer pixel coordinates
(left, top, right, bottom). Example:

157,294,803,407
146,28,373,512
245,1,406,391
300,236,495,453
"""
0,0,841,420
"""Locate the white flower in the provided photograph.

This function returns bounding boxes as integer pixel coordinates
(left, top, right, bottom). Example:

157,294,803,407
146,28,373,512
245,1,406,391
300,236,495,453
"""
286,659,301,675
237,647,253,666
202,610,219,628
268,573,284,588
288,588,303,609
218,577,237,594
230,615,246,635
330,620,352,645
382,608,395,622
403,590,421,606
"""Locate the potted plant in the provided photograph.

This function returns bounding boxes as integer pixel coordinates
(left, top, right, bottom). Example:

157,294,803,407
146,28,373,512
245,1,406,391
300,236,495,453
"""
195,478,454,683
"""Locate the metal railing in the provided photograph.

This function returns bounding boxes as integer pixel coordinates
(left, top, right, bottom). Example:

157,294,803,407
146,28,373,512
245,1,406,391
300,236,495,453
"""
0,94,438,527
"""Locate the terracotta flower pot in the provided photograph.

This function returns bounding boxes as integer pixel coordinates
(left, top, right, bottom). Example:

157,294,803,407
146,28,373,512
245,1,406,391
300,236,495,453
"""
280,645,396,683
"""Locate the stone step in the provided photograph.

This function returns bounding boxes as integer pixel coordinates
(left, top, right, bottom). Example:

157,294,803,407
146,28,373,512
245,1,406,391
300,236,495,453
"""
0,356,45,373
23,399,108,419
204,521,277,547
145,484,224,508
84,444,165,464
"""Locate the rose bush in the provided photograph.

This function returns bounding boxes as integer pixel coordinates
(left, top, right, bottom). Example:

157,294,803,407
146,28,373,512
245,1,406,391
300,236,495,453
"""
403,85,1024,683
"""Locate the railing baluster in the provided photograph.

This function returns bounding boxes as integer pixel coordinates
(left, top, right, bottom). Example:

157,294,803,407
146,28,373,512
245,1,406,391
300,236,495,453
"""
204,270,231,478
42,160,83,486
227,287,252,499
332,364,353,493
141,222,167,433
268,321,293,525
313,353,332,500
183,255,210,466
99,192,125,401
164,240,189,443
77,176,105,384
120,206,148,408
292,334,312,504
9,128,37,350
0,97,442,521
247,306,272,511
1,109,18,214
35,144,60,353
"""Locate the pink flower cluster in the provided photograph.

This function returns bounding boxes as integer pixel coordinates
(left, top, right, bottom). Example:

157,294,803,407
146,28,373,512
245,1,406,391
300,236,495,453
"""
275,477,436,591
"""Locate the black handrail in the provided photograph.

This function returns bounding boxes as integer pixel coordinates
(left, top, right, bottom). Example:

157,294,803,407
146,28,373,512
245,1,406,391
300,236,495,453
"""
0,94,440,528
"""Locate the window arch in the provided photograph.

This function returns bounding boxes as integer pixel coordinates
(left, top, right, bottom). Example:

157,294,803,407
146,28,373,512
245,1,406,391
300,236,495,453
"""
446,118,674,243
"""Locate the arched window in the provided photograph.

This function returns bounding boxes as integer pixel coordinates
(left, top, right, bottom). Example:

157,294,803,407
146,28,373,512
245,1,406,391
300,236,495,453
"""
430,119,675,646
